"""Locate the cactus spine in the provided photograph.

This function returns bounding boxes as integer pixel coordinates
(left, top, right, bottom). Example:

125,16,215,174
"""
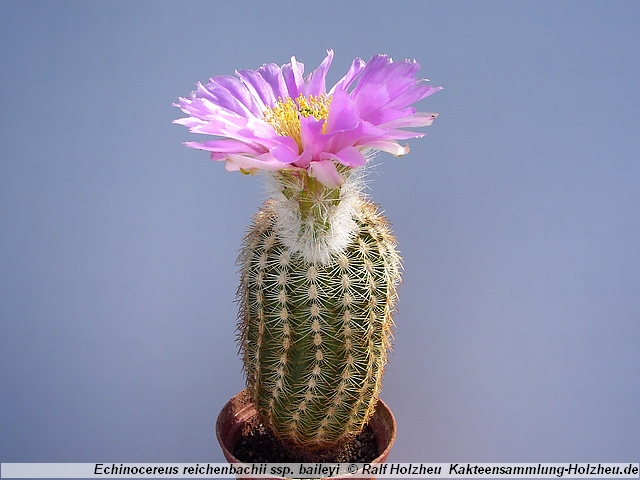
237,169,401,452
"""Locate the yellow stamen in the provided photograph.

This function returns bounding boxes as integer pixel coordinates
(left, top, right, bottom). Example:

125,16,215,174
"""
263,94,332,149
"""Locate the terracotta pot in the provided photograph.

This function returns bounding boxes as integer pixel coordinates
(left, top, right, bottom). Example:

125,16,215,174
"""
216,389,397,480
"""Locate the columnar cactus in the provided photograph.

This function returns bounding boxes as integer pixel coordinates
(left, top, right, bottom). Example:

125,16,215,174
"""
174,50,440,455
237,171,400,450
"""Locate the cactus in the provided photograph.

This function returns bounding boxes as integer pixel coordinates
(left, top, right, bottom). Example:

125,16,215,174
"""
237,170,401,451
174,50,440,456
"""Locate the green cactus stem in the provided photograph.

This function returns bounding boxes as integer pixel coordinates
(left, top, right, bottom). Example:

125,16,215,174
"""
237,170,401,453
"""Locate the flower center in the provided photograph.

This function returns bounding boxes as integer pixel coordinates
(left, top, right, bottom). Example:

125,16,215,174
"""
263,94,332,149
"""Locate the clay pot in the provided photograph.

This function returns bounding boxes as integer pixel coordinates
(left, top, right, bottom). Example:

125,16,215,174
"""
216,389,397,480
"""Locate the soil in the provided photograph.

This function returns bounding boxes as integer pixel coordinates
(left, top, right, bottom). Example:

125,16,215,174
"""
233,422,379,463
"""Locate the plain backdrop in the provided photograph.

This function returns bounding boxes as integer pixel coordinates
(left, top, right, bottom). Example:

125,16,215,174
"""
1,0,639,468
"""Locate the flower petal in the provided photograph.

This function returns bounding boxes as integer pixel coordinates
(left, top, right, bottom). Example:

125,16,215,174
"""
386,83,443,109
320,146,367,167
308,160,344,188
201,76,261,116
270,138,301,164
351,81,391,125
256,63,289,101
184,138,263,156
225,153,293,171
361,140,410,156
299,116,334,162
329,57,366,94
282,56,304,98
378,112,439,129
235,68,276,110
305,49,333,96
325,88,360,133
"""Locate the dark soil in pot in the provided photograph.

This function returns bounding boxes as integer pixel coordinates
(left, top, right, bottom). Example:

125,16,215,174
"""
234,421,379,463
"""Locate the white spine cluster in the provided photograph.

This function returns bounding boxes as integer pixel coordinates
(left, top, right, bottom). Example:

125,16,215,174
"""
263,168,368,264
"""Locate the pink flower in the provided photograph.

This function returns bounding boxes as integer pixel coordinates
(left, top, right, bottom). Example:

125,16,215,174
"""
174,50,441,188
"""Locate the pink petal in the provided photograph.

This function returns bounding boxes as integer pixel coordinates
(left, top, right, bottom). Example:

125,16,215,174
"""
352,82,391,125
308,160,344,188
256,63,289,102
208,76,263,116
329,57,366,94
198,77,257,117
225,153,292,171
270,138,301,164
184,139,262,155
282,56,304,98
325,88,360,133
305,49,333,96
361,140,410,156
386,83,443,109
299,116,329,158
235,69,273,110
293,147,313,168
378,112,439,129
320,146,366,167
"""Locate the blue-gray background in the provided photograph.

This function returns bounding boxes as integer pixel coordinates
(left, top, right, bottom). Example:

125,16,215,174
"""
1,0,638,467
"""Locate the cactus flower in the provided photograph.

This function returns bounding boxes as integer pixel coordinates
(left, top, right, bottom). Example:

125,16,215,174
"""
174,50,441,188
